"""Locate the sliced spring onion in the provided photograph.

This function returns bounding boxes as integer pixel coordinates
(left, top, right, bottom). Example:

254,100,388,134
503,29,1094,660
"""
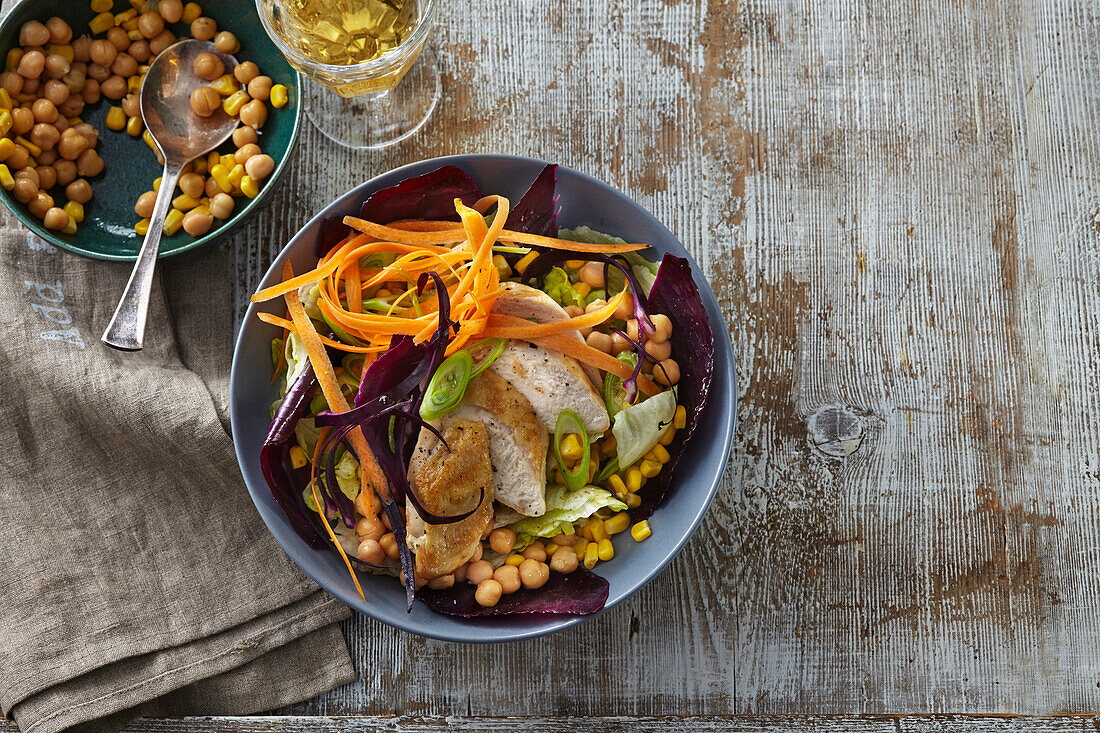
603,352,639,418
467,337,506,377
553,409,591,491
419,350,474,421
593,456,619,485
491,245,532,255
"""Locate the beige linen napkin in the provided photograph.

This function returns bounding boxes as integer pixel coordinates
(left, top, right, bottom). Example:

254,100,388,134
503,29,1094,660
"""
0,227,356,733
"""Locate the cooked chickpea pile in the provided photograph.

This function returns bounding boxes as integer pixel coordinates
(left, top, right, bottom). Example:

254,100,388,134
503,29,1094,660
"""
0,1,290,237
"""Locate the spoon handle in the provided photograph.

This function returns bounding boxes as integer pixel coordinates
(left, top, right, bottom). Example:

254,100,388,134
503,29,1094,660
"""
101,163,184,351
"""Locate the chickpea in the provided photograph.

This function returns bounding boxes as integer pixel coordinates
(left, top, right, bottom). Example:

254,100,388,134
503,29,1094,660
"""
646,338,671,361
65,178,92,203
30,123,60,151
11,107,33,135
89,40,116,68
63,64,86,91
653,358,680,386
28,191,54,219
493,564,521,594
233,61,259,85
192,52,223,81
580,261,606,288
470,542,484,562
42,206,67,230
213,31,240,54
43,54,69,80
72,36,92,63
149,30,176,56
72,123,98,148
465,559,494,585
522,541,547,562
244,153,274,180
111,53,137,79
610,332,631,355
204,175,220,198
34,165,56,190
106,27,130,52
131,190,156,218
58,95,84,117
474,579,502,607
11,177,37,203
209,193,233,219
1,71,22,95
238,99,267,128
613,291,635,320
159,0,184,22
550,546,579,574
76,149,103,177
231,125,257,147
234,142,260,164
128,39,151,64
649,313,673,343
15,167,39,187
356,538,385,565
17,50,45,79
585,299,607,315
6,145,29,170
552,533,578,546
30,98,57,124
137,12,165,39
36,148,57,166
452,563,468,582
426,574,454,590
121,94,140,118
189,86,220,117
586,330,613,354
246,74,272,101
22,76,39,94
54,159,76,187
354,515,384,541
489,527,516,554
519,558,550,589
378,532,399,559
43,79,69,106
45,17,72,45
176,172,203,198
190,17,217,41
564,304,584,318
86,63,110,83
19,21,50,48
100,75,126,100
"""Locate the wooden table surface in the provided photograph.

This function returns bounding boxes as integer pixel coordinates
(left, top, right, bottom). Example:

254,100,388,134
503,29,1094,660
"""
9,0,1098,729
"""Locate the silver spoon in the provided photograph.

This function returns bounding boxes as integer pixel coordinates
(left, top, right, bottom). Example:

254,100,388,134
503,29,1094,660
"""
102,40,239,351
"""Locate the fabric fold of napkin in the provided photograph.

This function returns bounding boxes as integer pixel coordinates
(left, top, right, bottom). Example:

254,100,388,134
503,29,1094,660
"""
0,226,356,733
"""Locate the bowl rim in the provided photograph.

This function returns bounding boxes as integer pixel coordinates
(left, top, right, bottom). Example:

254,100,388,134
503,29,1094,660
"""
0,0,304,261
230,153,737,642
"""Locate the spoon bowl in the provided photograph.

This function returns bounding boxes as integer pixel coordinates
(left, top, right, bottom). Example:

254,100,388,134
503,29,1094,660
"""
102,40,240,351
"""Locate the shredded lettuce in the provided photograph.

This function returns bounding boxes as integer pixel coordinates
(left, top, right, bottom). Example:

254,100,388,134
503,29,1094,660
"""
509,484,627,548
294,417,321,458
613,389,677,468
284,331,309,392
543,266,584,309
559,226,659,295
333,451,360,501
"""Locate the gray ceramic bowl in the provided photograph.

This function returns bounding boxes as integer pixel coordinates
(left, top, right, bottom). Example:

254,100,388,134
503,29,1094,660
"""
230,154,737,642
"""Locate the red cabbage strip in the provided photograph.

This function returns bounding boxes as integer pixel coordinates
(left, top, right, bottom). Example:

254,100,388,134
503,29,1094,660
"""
504,163,559,237
632,255,715,521
260,364,327,548
361,165,481,226
417,566,609,616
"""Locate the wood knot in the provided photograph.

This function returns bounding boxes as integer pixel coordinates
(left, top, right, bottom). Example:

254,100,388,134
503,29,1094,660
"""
806,406,864,458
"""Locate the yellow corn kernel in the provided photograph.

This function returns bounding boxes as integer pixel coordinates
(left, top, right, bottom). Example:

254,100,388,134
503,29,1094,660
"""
0,164,13,190
586,517,607,542
126,114,143,136
172,193,201,211
227,163,245,189
600,435,617,456
0,89,12,110
122,17,139,30
545,543,559,557
270,83,289,108
137,64,149,74
47,44,74,62
127,75,142,94
210,74,239,96
580,522,593,541
128,0,144,9
192,157,207,174
565,259,585,269
658,426,676,446
15,93,35,104
0,111,11,137
153,176,162,191
115,9,138,25
573,282,592,299
583,541,598,569
559,433,582,462
640,459,661,478
61,217,77,235
492,253,511,277
142,128,157,153
15,136,40,157
608,473,626,496
206,150,220,170
90,11,114,33
63,200,84,224
674,405,686,430
631,520,652,542
223,90,249,116
505,554,524,567
135,217,150,235
514,251,538,275
626,467,642,493
105,106,126,131
625,492,641,509
651,444,670,464
90,0,113,12
126,28,141,40
574,538,588,556
181,1,202,23
240,174,259,198
67,116,82,126
210,164,231,192
162,209,183,236
597,538,614,562
289,445,307,469
604,512,630,536
6,48,23,72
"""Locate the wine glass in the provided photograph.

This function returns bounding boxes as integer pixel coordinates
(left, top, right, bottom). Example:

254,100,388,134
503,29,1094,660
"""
255,0,440,150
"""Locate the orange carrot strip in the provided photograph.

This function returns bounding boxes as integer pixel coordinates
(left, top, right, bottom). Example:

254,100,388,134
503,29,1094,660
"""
483,291,626,339
529,333,660,396
251,237,363,303
257,313,389,353
345,258,361,314
308,427,366,601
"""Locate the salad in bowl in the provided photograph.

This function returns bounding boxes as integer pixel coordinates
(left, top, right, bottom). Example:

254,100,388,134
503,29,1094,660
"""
245,161,719,619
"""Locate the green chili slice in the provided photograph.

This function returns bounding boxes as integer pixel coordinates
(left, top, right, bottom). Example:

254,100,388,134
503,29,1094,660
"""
553,409,591,491
419,350,475,421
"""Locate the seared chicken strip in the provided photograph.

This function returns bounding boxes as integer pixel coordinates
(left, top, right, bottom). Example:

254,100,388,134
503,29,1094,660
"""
407,419,494,579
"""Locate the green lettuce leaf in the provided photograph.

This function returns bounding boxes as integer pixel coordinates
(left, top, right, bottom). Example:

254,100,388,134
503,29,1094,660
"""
613,389,677,468
284,331,309,392
509,484,627,548
334,451,360,501
543,266,584,309
559,226,660,295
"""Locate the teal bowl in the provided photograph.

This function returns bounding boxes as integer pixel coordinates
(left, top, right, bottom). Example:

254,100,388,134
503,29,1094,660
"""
0,0,301,260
